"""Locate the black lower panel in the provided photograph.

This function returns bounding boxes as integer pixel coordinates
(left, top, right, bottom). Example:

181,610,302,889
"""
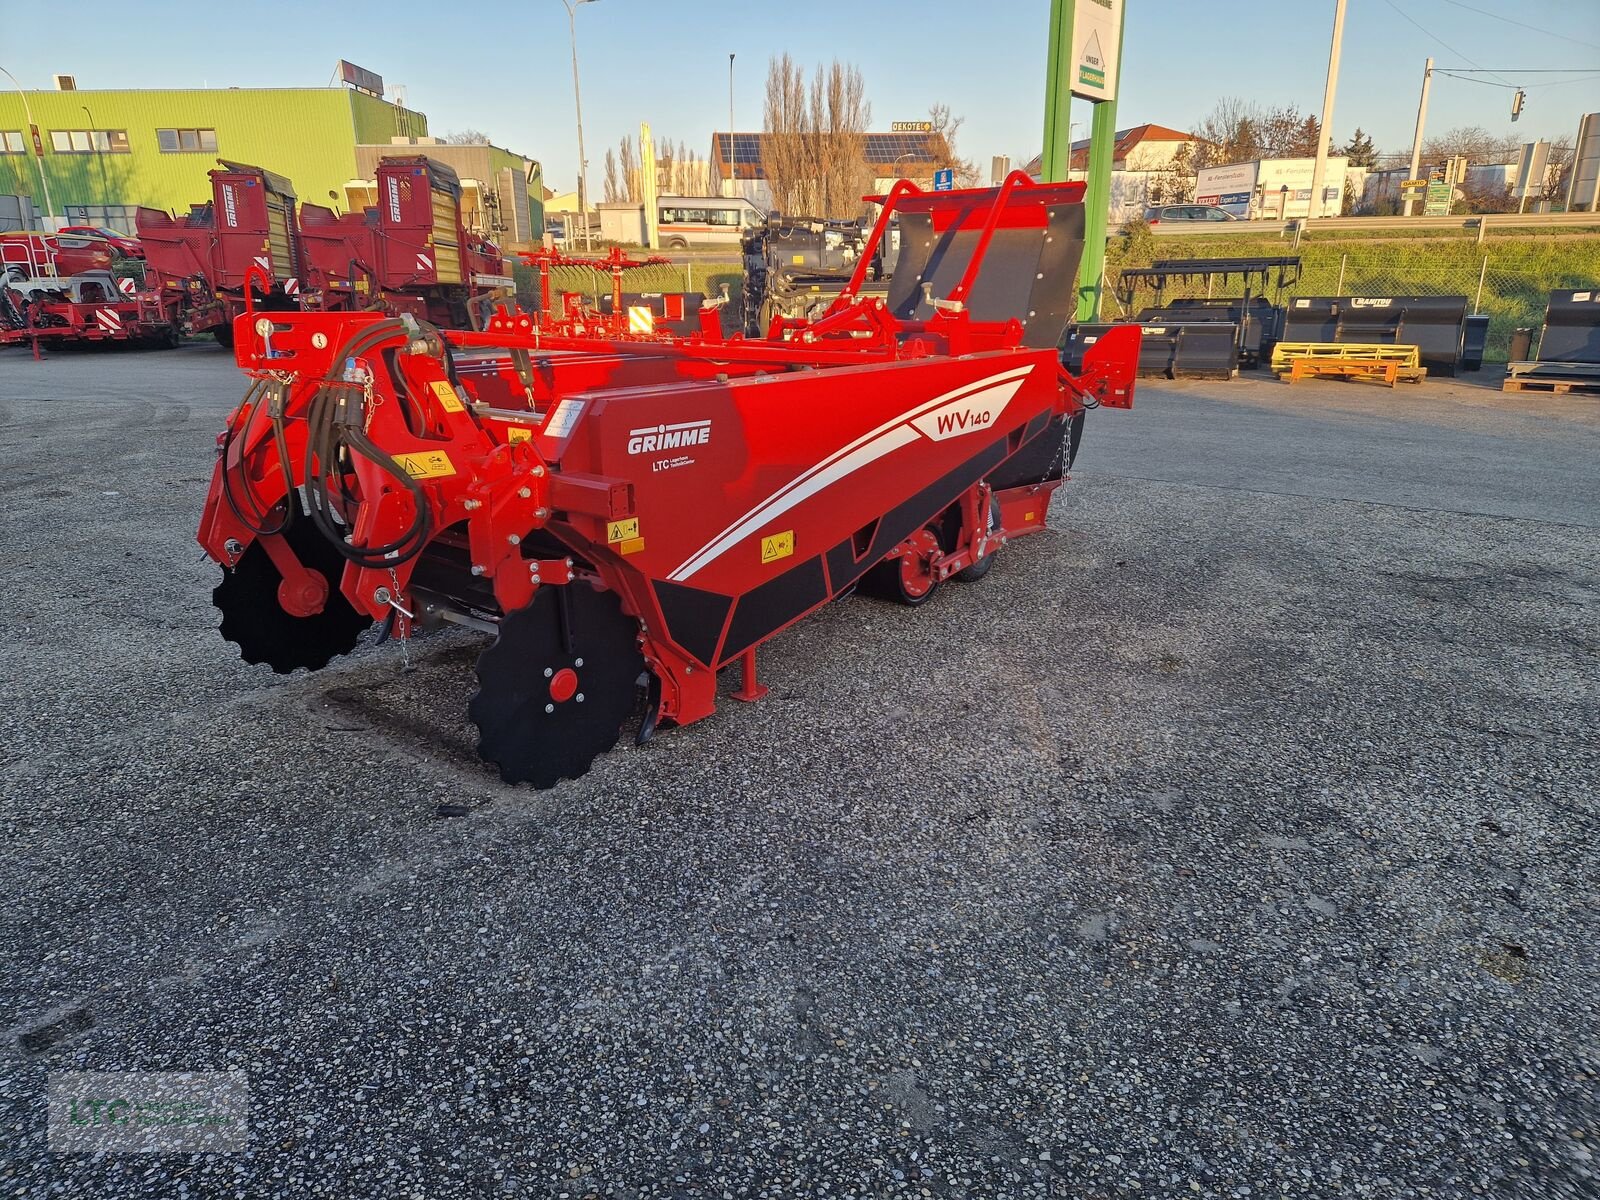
720,554,828,664
985,410,1067,490
653,579,734,668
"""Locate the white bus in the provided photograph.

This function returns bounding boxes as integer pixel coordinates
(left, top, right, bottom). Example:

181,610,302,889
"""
599,196,764,248
656,196,763,247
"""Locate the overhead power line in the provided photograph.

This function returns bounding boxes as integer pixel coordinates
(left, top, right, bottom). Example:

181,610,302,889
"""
1434,68,1600,90
1433,0,1600,54
1382,0,1516,87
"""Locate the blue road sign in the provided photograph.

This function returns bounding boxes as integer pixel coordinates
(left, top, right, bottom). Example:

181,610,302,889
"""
933,168,954,191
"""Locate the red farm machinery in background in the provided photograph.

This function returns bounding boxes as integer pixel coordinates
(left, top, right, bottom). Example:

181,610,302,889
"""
137,160,303,347
197,173,1141,787
1,230,180,353
135,156,506,348
297,156,511,330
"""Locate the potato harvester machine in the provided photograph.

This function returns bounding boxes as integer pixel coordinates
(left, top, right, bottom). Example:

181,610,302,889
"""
198,173,1141,786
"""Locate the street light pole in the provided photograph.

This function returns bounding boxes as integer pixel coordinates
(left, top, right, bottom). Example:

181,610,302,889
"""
1306,0,1347,223
1403,58,1434,217
728,53,735,198
561,0,597,251
0,64,55,223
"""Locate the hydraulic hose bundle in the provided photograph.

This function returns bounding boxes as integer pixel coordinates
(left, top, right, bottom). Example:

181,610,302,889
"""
220,317,436,566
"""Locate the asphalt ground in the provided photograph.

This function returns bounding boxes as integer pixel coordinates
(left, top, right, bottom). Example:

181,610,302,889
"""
0,344,1596,1199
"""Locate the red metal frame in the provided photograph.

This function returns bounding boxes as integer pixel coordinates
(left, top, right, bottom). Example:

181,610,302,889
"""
199,176,1141,748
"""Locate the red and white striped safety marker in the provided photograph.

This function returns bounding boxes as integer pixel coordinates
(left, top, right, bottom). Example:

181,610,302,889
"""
117,277,137,296
415,253,433,273
284,277,299,296
96,308,123,334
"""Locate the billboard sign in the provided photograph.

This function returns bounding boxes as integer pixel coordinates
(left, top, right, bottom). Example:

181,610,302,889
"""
1513,142,1551,200
1568,113,1600,211
892,121,933,133
1070,0,1123,103
338,60,384,98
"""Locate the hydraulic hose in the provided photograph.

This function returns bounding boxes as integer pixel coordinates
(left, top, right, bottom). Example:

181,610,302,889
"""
298,319,438,569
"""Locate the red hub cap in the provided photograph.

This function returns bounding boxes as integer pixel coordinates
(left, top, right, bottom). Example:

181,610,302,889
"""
899,528,942,599
549,667,579,703
277,572,329,619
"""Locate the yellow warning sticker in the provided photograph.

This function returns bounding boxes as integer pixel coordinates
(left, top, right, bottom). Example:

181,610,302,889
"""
429,380,465,413
760,530,795,564
505,425,534,443
607,517,640,543
791,254,806,265
394,450,456,480
618,537,646,556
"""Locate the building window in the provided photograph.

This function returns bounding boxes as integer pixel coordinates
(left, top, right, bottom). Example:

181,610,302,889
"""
1,131,26,154
48,129,130,154
157,128,218,154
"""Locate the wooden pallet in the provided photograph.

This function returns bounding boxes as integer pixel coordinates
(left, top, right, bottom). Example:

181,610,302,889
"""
1501,374,1600,395
1278,357,1427,387
1501,360,1600,395
1269,341,1421,372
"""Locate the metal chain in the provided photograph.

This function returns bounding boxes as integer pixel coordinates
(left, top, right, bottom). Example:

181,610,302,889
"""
387,566,415,673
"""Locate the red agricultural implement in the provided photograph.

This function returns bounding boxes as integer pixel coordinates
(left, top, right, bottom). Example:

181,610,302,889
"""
1,233,181,353
138,160,303,346
519,246,717,340
298,156,511,329
197,173,1140,787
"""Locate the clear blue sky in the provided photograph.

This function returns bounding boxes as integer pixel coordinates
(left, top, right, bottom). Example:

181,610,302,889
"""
4,0,1597,189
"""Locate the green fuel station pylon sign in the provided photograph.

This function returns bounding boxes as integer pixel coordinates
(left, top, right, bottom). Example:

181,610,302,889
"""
1041,0,1127,321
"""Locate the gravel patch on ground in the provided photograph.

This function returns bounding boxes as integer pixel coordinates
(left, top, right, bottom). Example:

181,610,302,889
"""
1,347,1595,1198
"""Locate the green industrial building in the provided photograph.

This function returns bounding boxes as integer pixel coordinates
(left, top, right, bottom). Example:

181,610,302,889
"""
0,83,542,245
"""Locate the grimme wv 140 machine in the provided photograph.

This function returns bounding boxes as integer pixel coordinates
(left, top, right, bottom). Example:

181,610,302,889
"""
199,174,1140,787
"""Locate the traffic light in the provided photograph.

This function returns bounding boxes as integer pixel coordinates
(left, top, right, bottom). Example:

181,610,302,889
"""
1511,90,1525,122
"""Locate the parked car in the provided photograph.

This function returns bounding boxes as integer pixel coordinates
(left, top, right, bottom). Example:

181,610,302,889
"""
0,231,114,281
1141,204,1239,225
59,225,144,259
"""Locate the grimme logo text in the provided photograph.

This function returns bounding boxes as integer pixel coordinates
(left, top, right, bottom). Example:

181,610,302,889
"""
628,420,712,455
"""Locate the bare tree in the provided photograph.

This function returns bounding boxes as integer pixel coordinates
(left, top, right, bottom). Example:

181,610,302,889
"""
811,61,871,216
1458,176,1516,213
603,148,623,204
929,103,980,186
761,55,872,218
619,136,639,203
1423,126,1522,164
762,54,812,214
1192,97,1263,168
442,129,492,146
1149,141,1197,204
1543,135,1575,205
